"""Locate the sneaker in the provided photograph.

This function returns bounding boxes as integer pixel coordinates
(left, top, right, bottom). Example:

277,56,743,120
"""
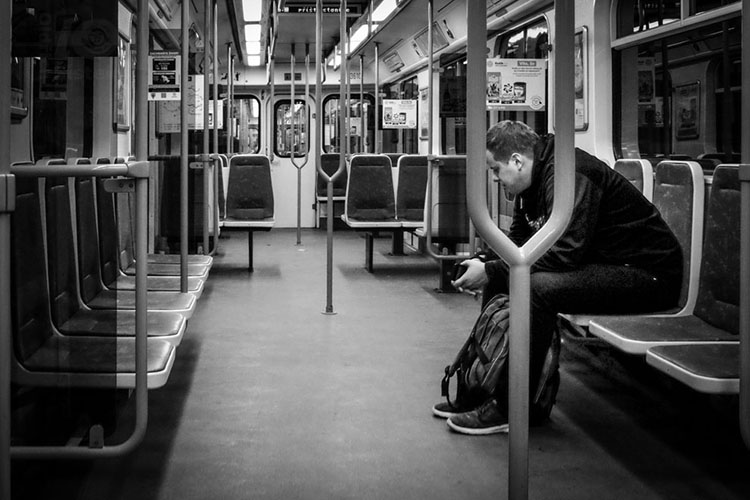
432,400,477,419
446,398,509,435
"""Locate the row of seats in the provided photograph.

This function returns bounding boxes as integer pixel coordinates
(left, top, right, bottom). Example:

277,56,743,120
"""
560,160,742,395
10,157,212,390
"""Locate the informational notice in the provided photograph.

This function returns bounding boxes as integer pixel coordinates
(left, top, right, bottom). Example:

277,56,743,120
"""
157,75,224,133
382,99,417,129
148,51,181,100
486,58,547,111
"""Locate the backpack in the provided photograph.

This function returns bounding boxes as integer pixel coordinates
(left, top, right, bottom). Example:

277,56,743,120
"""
441,293,561,424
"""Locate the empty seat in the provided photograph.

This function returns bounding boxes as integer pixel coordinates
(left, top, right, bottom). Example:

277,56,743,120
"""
222,154,275,271
11,176,175,389
43,176,186,346
74,175,197,317
395,155,428,228
613,159,654,201
95,177,205,296
588,164,739,354
343,154,400,229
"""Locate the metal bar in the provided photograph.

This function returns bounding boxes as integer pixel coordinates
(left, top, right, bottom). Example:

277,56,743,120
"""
203,0,211,255
359,55,364,154
374,43,380,154
227,44,233,154
427,0,433,157
0,0,12,493
179,0,189,292
212,0,220,255
740,0,750,449
466,1,575,499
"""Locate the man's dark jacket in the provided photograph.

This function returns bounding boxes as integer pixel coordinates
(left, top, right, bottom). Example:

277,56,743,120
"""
485,134,683,286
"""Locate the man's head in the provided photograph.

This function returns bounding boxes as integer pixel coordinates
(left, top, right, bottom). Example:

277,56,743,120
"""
486,120,538,195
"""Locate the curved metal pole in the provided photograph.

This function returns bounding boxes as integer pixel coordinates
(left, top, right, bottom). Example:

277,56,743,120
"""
290,44,310,245
179,0,189,291
270,54,275,160
466,2,575,499
202,0,211,255
740,0,750,449
0,0,12,493
10,161,151,459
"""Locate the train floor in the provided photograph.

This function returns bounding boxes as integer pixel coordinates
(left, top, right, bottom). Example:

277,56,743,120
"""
10,228,750,499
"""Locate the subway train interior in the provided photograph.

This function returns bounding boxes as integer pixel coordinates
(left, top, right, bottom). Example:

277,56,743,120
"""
1,0,750,498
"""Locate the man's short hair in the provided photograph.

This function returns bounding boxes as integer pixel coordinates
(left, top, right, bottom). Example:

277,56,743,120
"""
486,120,539,162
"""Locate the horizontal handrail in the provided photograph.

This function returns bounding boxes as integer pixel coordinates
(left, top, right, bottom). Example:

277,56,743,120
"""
11,161,149,178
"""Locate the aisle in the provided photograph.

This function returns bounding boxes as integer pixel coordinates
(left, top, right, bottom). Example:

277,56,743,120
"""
12,229,750,500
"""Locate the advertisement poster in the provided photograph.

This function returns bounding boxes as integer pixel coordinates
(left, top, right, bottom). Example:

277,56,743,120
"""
148,51,181,100
382,99,417,129
486,58,547,111
637,57,656,104
574,28,588,130
675,82,700,140
39,58,68,100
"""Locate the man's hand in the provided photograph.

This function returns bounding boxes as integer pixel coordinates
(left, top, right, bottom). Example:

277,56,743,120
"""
451,259,488,294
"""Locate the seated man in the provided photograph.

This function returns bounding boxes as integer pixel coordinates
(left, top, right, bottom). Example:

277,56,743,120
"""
439,120,683,435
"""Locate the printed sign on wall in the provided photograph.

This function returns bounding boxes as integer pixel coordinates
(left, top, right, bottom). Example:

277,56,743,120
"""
382,99,417,129
148,51,181,100
486,58,547,111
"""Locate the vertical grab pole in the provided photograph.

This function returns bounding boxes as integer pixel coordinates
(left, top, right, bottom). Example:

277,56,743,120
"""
466,2,575,499
374,43,380,154
212,0,220,253
179,0,189,292
740,0,750,449
359,55,364,154
0,0,13,497
427,0,433,157
290,44,300,244
226,44,233,155
202,0,211,255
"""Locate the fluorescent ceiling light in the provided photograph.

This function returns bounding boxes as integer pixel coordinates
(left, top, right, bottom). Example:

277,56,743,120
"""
247,55,262,66
372,0,397,22
349,24,370,52
242,0,262,22
246,41,261,55
245,23,261,41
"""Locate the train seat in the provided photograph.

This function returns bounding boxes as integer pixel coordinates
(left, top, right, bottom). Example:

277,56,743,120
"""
42,176,187,346
560,160,704,334
614,159,654,201
222,154,276,272
587,164,739,355
395,154,429,229
74,175,197,317
11,176,175,389
342,154,403,272
95,177,205,296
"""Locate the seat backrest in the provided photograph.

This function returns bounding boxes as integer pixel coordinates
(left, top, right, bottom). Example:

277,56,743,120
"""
74,176,105,304
11,177,55,362
316,153,347,198
95,177,121,286
345,154,395,220
226,154,274,219
218,154,228,219
396,155,428,222
425,156,469,240
692,164,740,334
44,176,83,326
651,161,704,313
614,159,653,201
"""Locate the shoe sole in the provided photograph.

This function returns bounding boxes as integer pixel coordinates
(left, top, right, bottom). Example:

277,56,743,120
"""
432,406,458,419
446,419,509,435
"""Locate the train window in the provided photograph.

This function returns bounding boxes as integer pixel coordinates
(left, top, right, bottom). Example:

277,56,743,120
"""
614,16,741,161
274,99,309,157
692,0,739,15
439,57,467,155
232,97,261,154
381,77,419,155
322,94,374,154
617,0,682,36
490,18,549,135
